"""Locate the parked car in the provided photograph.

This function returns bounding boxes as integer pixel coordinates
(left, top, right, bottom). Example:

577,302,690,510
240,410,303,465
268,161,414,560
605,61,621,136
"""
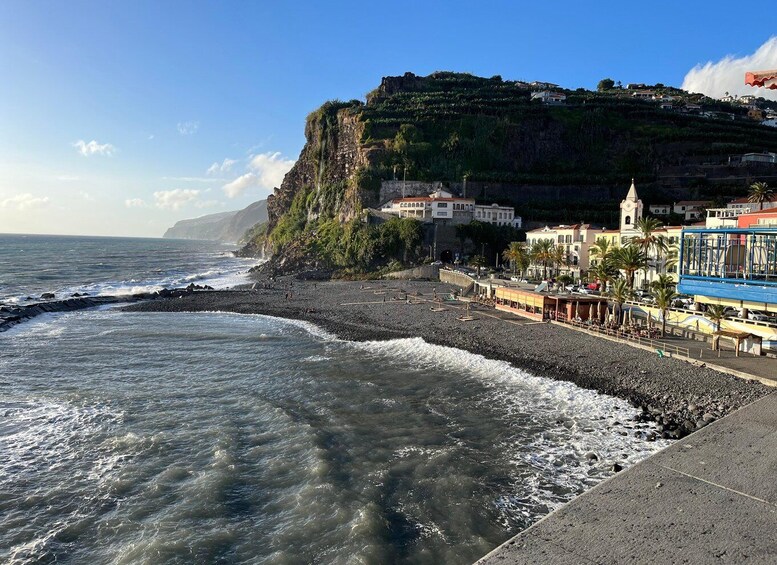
748,311,776,323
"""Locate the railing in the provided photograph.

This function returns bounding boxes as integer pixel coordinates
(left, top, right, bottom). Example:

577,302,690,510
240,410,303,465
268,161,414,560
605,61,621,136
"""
556,315,691,358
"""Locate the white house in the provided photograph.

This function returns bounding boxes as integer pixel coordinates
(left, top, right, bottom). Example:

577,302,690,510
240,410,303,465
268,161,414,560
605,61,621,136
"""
727,195,777,211
380,190,475,225
530,91,566,105
649,204,671,216
475,203,518,227
673,200,711,221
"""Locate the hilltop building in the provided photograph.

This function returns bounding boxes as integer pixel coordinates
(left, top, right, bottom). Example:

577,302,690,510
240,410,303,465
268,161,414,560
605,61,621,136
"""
379,189,520,227
727,194,777,212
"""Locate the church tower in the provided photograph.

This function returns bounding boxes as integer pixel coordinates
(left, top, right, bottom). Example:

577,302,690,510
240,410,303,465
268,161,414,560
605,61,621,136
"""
620,179,643,236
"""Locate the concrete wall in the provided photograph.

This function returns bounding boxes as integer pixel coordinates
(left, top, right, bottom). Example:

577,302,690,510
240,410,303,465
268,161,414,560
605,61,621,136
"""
382,265,440,280
439,269,476,293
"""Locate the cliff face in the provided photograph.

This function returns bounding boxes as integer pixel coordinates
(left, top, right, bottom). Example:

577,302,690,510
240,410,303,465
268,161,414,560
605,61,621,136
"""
164,199,267,243
255,71,777,268
266,103,376,232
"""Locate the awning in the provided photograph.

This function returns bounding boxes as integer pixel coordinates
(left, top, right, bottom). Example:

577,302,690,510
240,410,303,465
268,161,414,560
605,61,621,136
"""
745,70,777,89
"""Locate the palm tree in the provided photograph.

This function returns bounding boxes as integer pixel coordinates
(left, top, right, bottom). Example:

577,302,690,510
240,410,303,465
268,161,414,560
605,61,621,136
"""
589,237,615,266
748,181,773,211
651,274,676,294
470,255,487,278
608,278,633,325
705,304,727,332
613,244,647,290
552,244,567,277
632,217,667,285
502,242,530,276
589,259,619,293
530,239,554,280
653,286,678,337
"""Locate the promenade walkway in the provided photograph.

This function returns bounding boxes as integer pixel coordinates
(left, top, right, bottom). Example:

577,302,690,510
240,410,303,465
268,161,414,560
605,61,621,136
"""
478,390,777,564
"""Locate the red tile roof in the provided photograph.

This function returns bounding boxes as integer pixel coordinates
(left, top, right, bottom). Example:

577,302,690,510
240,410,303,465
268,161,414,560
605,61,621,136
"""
746,70,777,89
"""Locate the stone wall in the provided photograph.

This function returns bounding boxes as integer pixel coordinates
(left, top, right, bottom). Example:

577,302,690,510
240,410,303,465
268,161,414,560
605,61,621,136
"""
382,265,440,280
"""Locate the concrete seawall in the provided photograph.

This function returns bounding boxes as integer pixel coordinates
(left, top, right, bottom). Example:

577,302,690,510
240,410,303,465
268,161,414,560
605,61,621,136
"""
478,391,777,564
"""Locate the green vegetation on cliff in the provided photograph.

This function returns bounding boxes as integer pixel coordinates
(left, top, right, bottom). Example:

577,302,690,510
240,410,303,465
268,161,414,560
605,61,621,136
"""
249,71,777,274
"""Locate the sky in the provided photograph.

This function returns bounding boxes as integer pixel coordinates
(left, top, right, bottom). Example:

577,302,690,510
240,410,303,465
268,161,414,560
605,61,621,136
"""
1,1,777,237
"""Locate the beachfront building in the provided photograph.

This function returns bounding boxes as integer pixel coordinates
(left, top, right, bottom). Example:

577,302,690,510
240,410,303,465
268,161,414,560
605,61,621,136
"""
677,226,777,329
524,223,599,279
380,190,475,225
494,286,608,322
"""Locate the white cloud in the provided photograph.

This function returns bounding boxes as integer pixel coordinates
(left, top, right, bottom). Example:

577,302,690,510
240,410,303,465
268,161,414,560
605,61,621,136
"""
162,176,219,183
222,173,258,198
56,175,80,181
148,134,155,140
221,152,294,198
153,189,200,210
248,152,295,187
177,121,200,135
125,198,148,208
79,191,95,201
207,158,237,175
72,139,116,157
0,193,51,211
682,37,777,101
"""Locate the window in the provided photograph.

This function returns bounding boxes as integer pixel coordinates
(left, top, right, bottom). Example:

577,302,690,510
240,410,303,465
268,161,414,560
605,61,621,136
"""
565,235,572,243
625,215,631,225
437,202,448,208
558,235,563,243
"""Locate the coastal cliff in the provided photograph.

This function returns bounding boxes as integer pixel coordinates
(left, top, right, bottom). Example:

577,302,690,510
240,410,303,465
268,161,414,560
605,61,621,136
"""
164,199,267,243
249,71,777,272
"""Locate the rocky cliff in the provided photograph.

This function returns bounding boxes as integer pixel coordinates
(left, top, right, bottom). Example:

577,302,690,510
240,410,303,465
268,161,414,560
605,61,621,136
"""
164,200,267,243
252,71,777,270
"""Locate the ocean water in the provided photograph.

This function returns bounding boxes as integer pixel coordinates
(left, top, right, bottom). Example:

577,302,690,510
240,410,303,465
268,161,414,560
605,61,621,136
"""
0,235,669,564
0,234,256,304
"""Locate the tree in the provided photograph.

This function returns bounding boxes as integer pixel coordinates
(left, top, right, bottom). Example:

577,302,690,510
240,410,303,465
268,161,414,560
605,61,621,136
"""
470,254,487,278
613,244,647,290
552,244,567,276
530,239,555,280
631,217,667,284
502,242,530,276
705,304,727,332
589,237,615,265
597,78,615,91
608,278,634,325
589,260,620,292
653,286,678,337
748,181,773,211
650,274,676,294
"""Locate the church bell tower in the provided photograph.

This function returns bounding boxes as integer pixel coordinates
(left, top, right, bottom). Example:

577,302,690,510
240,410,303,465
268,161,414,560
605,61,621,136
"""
620,179,643,236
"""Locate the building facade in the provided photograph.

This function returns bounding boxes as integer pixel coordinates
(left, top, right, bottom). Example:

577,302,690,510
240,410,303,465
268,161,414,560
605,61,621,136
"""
380,190,475,225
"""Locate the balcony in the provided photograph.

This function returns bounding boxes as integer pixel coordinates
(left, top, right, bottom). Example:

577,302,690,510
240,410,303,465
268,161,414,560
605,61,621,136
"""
678,228,777,305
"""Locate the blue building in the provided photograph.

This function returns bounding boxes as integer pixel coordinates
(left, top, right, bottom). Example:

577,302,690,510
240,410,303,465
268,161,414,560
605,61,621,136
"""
678,227,777,310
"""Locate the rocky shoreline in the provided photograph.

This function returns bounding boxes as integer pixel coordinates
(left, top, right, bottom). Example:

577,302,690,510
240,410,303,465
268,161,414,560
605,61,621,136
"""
0,284,215,333
121,278,772,440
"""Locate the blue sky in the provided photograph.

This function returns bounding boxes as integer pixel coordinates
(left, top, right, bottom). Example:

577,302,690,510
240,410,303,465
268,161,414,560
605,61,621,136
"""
2,1,776,236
